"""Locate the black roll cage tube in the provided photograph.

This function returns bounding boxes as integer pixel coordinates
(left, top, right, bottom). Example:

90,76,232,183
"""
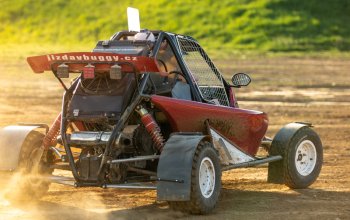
110,30,231,100
58,61,149,185
150,32,203,102
151,32,232,105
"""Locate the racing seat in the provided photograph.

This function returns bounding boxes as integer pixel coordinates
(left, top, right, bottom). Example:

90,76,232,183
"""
171,81,192,101
145,73,192,101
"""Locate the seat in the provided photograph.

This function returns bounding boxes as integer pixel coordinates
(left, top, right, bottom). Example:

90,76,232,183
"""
171,81,192,101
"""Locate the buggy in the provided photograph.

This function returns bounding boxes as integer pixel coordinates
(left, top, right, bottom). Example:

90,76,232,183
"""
0,13,322,214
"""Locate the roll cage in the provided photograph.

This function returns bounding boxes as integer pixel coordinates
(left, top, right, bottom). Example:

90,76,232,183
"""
108,30,234,107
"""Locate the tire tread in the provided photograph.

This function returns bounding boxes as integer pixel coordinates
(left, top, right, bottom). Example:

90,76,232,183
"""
168,141,221,214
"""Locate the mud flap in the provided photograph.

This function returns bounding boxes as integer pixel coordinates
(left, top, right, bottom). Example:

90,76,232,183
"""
157,133,205,201
268,122,311,183
0,125,40,171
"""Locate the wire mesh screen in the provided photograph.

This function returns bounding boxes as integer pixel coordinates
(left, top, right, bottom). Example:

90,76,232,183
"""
177,37,230,106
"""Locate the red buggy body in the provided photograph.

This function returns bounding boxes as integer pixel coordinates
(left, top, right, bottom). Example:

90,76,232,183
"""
151,95,268,155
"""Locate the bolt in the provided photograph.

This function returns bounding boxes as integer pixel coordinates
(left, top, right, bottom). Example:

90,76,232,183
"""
297,154,303,161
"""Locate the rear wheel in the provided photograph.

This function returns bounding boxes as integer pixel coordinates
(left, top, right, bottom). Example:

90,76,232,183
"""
169,141,221,214
14,131,53,200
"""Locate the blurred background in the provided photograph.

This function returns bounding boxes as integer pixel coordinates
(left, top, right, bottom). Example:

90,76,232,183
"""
1,0,349,55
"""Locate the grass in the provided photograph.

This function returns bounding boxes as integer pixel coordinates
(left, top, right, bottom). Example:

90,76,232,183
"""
0,0,349,54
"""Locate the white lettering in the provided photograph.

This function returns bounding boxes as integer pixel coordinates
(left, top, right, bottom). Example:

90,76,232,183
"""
83,54,90,60
112,56,119,61
46,54,141,63
62,55,68,60
98,56,105,61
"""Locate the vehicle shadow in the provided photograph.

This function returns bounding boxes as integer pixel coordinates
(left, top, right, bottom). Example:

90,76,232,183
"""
71,185,349,220
105,186,350,220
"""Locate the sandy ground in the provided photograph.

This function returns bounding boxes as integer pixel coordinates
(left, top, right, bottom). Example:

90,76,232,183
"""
0,57,349,219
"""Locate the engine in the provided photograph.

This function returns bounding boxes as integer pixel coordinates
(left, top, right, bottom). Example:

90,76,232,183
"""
74,124,158,183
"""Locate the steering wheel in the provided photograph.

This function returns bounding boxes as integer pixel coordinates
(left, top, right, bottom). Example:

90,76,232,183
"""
157,59,168,72
168,70,186,86
169,70,185,78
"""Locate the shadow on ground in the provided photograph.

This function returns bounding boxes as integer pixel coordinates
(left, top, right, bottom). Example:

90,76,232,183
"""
2,181,349,220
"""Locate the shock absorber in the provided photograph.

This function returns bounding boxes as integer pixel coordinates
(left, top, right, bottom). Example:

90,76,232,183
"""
42,113,62,150
136,106,165,152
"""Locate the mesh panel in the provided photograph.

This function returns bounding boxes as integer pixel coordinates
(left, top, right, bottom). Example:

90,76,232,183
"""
177,37,229,106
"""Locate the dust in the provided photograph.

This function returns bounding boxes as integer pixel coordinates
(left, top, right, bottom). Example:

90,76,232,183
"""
0,170,186,220
0,172,41,220
0,171,112,220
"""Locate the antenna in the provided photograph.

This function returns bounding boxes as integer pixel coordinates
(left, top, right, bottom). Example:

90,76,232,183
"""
127,7,140,32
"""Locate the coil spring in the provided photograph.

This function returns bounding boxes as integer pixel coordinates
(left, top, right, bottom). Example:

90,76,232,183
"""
42,113,61,149
137,107,164,152
149,125,165,152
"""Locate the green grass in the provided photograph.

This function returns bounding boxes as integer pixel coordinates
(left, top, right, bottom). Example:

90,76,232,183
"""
0,0,349,53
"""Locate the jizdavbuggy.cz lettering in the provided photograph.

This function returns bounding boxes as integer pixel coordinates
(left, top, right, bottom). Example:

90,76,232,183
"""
46,54,138,62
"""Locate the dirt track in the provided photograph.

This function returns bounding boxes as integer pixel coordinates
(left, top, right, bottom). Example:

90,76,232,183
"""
0,57,349,219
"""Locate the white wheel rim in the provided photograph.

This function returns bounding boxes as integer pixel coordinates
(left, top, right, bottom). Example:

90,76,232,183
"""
295,140,317,176
199,157,215,198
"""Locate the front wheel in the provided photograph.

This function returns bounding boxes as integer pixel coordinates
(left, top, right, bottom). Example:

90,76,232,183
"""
169,141,221,214
268,126,323,189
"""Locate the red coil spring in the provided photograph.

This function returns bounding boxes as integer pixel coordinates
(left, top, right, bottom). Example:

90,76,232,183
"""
138,108,164,152
42,113,61,150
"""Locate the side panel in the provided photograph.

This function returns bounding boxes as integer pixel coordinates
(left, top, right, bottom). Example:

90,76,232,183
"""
209,127,255,165
0,126,39,171
151,95,268,156
157,134,205,201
